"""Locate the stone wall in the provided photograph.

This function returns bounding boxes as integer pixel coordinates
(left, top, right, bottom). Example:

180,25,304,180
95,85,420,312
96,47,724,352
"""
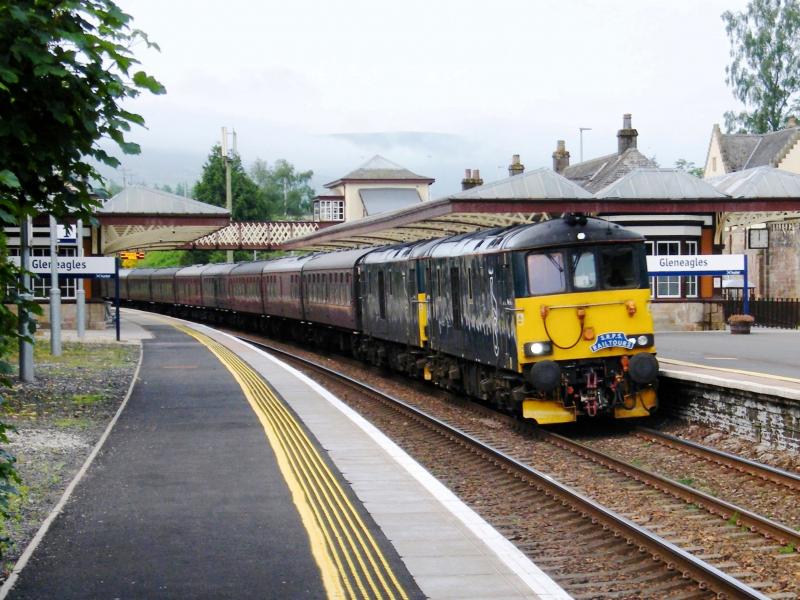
768,221,800,298
650,301,726,331
659,374,800,452
727,222,800,299
7,301,108,330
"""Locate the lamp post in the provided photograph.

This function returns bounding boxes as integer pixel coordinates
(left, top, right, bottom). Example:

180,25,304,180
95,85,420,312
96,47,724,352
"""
579,127,592,163
75,218,85,340
18,216,34,382
49,215,61,356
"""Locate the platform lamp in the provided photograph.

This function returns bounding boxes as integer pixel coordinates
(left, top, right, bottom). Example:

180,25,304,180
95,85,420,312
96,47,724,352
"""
579,127,592,163
221,127,237,263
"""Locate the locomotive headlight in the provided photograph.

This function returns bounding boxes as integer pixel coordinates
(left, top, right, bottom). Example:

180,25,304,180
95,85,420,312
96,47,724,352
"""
524,341,553,357
627,334,654,348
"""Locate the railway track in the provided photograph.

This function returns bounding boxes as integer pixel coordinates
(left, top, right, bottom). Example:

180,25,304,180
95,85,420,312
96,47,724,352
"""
240,335,777,599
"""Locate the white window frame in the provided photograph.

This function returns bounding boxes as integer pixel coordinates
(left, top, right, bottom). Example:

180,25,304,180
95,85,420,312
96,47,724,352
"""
684,241,698,298
655,241,681,299
23,247,78,300
315,200,345,222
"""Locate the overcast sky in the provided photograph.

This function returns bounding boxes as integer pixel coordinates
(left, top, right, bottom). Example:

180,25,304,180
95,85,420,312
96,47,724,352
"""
112,0,749,197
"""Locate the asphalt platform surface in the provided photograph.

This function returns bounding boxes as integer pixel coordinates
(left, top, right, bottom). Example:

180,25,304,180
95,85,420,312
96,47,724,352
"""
656,328,800,379
8,322,335,599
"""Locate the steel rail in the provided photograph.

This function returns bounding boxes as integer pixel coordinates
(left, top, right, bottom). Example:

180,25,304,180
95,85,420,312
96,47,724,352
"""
636,426,800,491
239,335,770,600
543,431,800,551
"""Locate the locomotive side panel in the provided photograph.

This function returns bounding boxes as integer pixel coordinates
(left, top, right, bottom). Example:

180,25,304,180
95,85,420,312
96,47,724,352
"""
360,257,419,347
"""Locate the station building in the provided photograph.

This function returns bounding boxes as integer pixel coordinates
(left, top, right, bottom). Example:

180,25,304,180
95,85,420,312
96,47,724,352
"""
549,114,720,329
704,119,800,298
312,155,434,223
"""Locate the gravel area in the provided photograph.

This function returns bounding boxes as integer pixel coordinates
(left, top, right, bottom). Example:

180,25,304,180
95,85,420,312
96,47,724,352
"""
0,341,140,579
252,336,800,597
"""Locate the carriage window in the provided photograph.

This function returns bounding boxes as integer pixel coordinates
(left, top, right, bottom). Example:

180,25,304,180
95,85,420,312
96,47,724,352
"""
527,252,566,295
599,246,637,289
571,251,597,290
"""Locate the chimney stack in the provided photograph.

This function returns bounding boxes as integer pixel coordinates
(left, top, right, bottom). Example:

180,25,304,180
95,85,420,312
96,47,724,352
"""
617,113,638,154
508,154,525,177
461,168,484,190
552,140,570,173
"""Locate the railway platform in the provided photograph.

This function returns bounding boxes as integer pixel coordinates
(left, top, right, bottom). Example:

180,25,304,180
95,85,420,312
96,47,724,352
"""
4,310,567,600
656,328,800,399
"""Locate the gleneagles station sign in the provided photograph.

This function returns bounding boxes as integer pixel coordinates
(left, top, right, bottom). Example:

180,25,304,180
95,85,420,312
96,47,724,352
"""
646,253,750,312
8,256,116,278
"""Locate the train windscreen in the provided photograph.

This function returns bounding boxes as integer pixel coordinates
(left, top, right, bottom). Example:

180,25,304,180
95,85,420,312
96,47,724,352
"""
526,244,647,295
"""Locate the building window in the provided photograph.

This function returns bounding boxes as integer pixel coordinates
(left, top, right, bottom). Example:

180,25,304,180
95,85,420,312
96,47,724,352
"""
655,241,681,298
685,241,698,298
314,200,344,222
21,247,78,300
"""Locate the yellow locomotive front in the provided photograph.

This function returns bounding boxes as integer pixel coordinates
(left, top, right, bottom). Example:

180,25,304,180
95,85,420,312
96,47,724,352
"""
511,219,658,424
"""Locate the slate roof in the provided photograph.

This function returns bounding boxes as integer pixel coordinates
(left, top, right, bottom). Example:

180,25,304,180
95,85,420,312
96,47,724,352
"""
97,185,229,215
561,148,657,193
717,127,800,171
325,155,433,188
595,168,728,200
708,166,800,198
449,167,593,200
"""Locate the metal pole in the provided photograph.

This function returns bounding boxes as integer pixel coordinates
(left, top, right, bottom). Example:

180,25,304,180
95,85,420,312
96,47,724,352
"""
49,215,61,356
114,257,120,342
743,257,750,316
75,219,85,340
222,126,234,263
18,216,34,382
225,159,233,263
579,127,592,163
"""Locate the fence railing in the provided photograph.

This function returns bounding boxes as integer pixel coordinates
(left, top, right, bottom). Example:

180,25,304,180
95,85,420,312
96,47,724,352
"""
722,297,800,329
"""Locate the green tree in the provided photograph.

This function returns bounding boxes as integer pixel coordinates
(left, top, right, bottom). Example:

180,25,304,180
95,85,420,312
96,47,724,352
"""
193,145,265,221
0,0,163,554
251,159,315,219
674,159,705,178
722,0,800,133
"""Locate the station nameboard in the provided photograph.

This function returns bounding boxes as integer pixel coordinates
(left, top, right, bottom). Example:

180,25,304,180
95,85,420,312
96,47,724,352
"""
646,254,745,276
8,256,116,277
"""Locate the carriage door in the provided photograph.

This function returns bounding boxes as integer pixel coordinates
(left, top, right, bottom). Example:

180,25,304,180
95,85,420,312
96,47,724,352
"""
500,252,517,369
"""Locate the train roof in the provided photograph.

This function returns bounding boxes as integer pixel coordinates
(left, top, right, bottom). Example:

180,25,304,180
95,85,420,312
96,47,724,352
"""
126,268,159,278
176,264,210,277
303,247,378,271
230,260,273,275
261,254,314,273
500,216,643,250
150,267,182,278
201,263,237,276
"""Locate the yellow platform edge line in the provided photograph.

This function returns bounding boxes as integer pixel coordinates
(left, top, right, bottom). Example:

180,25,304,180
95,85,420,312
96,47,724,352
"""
173,323,408,600
659,357,800,385
209,344,403,600
213,342,407,600
245,371,406,599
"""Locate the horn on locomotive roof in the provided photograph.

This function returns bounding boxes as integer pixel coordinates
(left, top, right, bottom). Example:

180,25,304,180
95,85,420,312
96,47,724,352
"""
563,212,588,226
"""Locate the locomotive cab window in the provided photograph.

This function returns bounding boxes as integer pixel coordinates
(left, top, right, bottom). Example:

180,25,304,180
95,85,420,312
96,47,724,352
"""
527,252,566,295
599,245,640,289
571,251,596,290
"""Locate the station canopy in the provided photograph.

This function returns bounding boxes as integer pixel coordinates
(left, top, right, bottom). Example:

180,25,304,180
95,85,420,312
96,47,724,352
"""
96,185,230,254
281,166,800,252
708,166,800,227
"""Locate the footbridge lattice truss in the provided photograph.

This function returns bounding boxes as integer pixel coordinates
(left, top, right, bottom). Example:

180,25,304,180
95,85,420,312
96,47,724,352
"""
181,221,323,250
